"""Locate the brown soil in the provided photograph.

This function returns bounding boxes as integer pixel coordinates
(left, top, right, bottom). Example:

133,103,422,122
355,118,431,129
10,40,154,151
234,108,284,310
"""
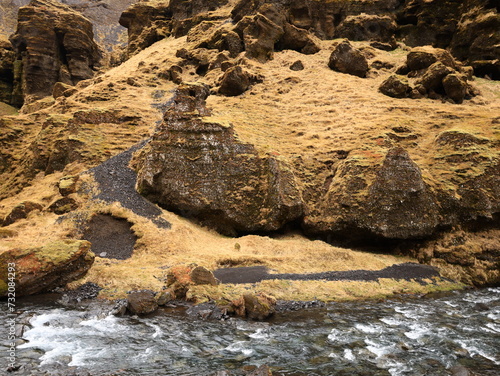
82,214,137,260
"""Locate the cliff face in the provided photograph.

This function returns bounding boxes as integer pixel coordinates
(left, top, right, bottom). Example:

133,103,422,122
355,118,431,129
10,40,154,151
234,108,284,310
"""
7,0,101,106
0,0,135,50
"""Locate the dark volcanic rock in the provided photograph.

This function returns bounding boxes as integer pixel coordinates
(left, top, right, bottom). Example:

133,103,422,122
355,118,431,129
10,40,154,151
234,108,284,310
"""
119,1,172,57
336,14,396,43
397,0,499,77
416,62,453,92
0,37,15,105
406,46,456,71
277,22,321,54
242,293,276,320
328,40,369,78
442,73,468,103
364,147,439,239
0,240,95,297
240,4,286,62
379,75,412,98
134,83,304,235
127,290,158,315
119,0,229,56
47,196,78,215
9,0,101,106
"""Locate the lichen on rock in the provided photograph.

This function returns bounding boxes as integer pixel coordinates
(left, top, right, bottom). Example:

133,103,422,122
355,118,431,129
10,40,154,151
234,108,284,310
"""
0,240,94,297
134,83,303,235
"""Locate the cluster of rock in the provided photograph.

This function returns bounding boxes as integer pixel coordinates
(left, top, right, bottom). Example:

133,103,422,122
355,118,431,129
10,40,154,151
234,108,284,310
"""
0,175,79,227
123,264,276,320
379,46,478,103
116,0,499,79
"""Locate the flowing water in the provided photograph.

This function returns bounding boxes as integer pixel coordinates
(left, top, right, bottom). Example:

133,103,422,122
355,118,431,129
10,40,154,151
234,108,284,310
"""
1,288,499,375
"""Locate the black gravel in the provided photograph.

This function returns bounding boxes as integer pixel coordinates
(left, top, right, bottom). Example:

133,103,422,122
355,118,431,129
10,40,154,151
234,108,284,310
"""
213,263,443,284
88,140,170,229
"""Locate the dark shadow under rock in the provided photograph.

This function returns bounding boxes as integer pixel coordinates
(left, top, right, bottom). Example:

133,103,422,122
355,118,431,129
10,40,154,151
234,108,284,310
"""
82,214,137,260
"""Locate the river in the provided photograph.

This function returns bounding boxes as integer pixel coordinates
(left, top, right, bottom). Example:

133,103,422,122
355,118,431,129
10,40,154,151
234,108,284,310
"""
1,288,499,375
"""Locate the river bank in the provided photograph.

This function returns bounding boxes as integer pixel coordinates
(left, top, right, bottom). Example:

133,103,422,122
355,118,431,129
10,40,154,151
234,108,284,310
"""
1,287,498,376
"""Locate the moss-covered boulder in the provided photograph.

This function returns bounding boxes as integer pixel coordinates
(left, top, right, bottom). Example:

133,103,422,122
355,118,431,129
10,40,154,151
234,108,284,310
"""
0,240,95,297
134,84,303,235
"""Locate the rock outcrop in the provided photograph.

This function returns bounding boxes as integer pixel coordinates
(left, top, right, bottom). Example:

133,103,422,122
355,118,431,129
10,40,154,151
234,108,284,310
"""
380,46,477,103
9,0,101,105
1,201,43,227
0,37,15,105
0,0,135,51
0,240,94,297
397,0,500,79
134,83,303,235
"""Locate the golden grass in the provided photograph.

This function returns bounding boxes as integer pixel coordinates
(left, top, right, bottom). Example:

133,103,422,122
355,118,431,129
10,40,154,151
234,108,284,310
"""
188,277,464,303
2,32,498,302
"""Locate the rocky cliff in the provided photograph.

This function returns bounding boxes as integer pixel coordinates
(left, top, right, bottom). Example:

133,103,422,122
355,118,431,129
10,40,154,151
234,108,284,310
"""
0,0,498,295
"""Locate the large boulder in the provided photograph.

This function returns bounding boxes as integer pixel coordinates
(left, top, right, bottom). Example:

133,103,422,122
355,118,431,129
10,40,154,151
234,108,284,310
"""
9,0,101,105
0,240,95,297
277,23,321,54
416,62,453,92
328,40,369,78
242,293,276,320
363,147,440,239
127,290,158,315
406,46,456,71
134,84,303,235
442,73,468,103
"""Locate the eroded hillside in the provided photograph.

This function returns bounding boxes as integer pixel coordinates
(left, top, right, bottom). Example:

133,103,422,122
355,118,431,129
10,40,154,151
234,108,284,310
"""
0,0,499,301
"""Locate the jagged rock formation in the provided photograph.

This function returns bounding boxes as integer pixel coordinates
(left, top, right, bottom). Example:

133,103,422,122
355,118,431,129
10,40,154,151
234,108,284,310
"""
9,0,101,106
0,0,136,51
0,36,15,105
119,0,230,56
397,0,500,79
0,240,94,296
116,0,499,79
134,83,304,235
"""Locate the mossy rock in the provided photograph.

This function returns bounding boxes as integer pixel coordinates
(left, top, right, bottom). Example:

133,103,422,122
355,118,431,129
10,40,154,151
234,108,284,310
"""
0,240,95,297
